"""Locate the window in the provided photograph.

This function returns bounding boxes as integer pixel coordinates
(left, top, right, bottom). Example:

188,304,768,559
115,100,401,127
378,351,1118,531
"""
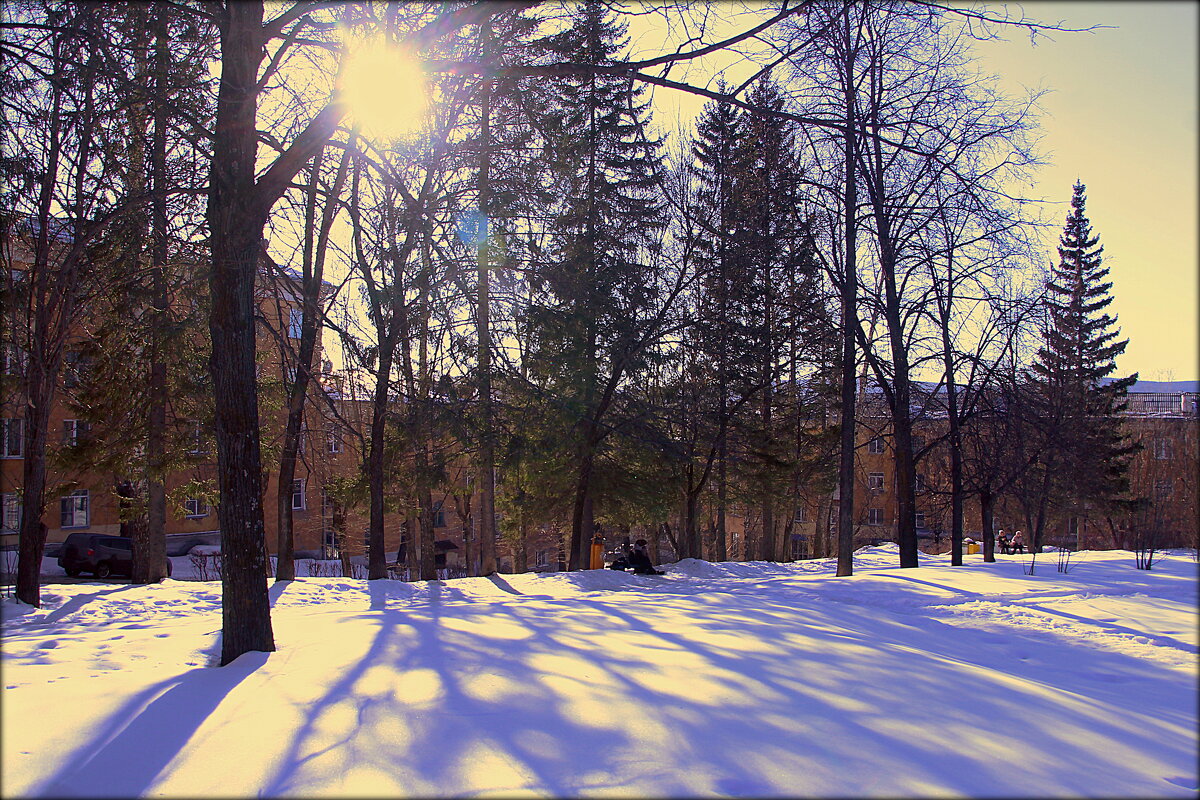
64,350,90,389
868,508,885,526
288,308,303,339
535,549,548,568
794,505,807,523
867,437,885,454
914,473,926,493
868,472,885,491
322,529,338,557
432,500,445,529
2,493,20,533
188,421,207,455
60,490,89,528
1154,479,1172,501
1,344,25,376
2,418,23,457
321,488,334,516
63,419,88,447
327,430,342,454
184,497,209,518
914,512,926,529
291,479,306,511
1153,439,1172,460
1067,516,1080,536
284,364,297,385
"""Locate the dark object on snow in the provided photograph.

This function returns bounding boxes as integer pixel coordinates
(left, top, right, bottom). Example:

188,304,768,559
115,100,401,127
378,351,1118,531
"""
628,539,664,575
57,533,172,579
609,556,630,571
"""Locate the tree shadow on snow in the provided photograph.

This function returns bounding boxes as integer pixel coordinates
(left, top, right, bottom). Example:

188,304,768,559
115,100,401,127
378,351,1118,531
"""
31,652,266,798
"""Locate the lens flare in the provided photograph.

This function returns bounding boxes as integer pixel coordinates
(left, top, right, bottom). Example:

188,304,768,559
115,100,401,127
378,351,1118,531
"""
339,39,428,140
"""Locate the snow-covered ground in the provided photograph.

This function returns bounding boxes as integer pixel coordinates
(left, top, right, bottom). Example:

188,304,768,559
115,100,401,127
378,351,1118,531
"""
3,546,1197,798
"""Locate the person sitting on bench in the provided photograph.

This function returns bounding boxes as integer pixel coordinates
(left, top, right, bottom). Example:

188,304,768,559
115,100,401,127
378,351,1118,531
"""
627,539,664,575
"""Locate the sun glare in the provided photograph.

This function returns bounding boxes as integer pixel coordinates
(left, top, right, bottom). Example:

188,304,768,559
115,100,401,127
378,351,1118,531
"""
339,40,428,140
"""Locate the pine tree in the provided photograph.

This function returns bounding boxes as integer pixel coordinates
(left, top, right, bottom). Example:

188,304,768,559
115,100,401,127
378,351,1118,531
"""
1027,180,1138,549
530,0,666,570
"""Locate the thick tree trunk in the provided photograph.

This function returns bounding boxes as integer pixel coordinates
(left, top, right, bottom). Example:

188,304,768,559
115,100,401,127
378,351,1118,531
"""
980,489,996,563
366,342,394,580
208,1,277,664
137,4,169,586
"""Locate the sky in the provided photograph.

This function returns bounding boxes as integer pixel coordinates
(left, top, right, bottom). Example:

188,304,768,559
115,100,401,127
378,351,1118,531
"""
632,2,1199,382
3,545,1196,796
967,2,1199,381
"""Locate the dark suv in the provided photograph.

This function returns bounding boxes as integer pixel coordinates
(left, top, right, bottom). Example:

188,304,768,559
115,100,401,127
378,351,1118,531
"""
57,534,172,579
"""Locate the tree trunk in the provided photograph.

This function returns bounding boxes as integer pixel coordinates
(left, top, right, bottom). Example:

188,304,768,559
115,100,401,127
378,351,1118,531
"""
137,4,169,585
980,489,996,563
835,35,859,579
476,17,499,577
208,1,278,663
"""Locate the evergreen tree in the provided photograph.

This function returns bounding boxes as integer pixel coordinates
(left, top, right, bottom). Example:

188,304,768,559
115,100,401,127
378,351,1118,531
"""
530,0,666,570
1027,181,1138,550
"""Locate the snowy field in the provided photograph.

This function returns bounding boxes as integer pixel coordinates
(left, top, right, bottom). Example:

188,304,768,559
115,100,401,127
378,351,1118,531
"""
2,546,1197,798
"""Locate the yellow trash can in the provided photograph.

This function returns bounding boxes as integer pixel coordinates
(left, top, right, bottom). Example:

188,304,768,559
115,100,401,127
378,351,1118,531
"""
966,543,980,555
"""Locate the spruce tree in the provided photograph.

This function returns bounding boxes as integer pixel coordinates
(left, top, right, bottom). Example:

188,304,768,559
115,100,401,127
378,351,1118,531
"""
530,0,666,570
1028,180,1138,549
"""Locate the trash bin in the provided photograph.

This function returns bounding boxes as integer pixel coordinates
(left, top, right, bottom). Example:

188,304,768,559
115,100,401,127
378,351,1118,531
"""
966,543,980,555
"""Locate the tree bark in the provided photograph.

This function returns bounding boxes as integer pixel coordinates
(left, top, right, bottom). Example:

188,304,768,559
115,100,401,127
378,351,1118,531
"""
208,1,277,663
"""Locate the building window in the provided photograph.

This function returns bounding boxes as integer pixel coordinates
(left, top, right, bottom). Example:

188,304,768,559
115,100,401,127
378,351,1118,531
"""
64,350,88,388
322,529,338,558
868,472,885,491
868,508,885,526
284,364,297,385
2,493,20,533
321,488,334,517
535,549,548,568
1,344,26,375
868,437,885,454
1153,439,1172,460
1067,516,1080,536
327,430,342,454
1154,479,1172,501
184,497,209,518
291,479,306,511
2,418,23,457
60,490,89,528
914,512,926,529
188,421,207,455
63,419,88,447
432,500,445,529
914,473,926,493
794,505,807,523
288,308,303,339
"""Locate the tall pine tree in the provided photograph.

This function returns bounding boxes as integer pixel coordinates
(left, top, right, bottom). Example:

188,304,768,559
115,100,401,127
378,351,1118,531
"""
1027,181,1138,550
530,0,666,570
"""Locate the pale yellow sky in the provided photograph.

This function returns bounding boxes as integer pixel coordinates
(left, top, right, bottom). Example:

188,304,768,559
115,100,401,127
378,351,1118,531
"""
633,2,1199,381
969,2,1199,381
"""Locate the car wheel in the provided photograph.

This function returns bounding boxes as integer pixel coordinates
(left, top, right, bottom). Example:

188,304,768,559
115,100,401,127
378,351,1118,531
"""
65,567,81,577
95,562,112,579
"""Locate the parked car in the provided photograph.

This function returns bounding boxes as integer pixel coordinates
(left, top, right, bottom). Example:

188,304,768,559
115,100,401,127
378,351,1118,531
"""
57,533,173,579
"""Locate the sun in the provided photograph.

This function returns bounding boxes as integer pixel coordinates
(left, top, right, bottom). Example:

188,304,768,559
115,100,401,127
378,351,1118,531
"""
338,39,429,140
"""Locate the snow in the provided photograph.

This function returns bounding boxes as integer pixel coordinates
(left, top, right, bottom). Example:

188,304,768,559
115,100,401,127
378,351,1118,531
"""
3,545,1197,798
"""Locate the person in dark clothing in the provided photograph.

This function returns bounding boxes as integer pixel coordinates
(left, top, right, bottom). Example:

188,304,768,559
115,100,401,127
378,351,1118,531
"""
608,554,630,571
627,539,664,575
